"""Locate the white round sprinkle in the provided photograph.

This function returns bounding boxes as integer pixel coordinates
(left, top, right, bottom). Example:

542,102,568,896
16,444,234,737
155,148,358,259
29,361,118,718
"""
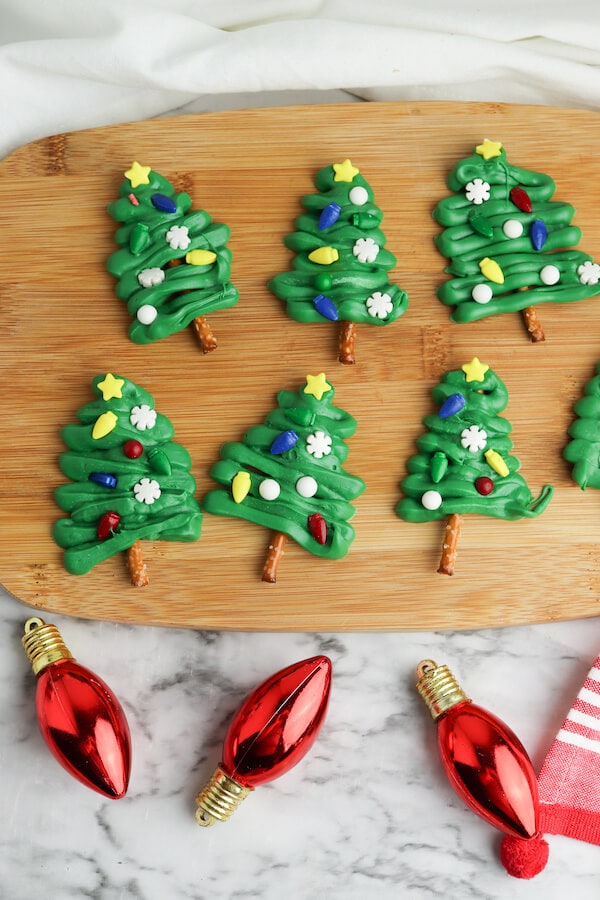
136,304,158,325
502,219,523,239
296,475,318,498
421,490,443,511
259,479,280,501
349,185,368,206
471,283,493,304
540,264,560,285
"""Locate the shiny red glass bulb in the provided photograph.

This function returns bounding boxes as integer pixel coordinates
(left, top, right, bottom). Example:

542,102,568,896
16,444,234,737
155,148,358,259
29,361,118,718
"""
22,618,131,799
417,660,549,879
35,658,131,798
223,654,332,788
436,699,538,840
196,655,332,825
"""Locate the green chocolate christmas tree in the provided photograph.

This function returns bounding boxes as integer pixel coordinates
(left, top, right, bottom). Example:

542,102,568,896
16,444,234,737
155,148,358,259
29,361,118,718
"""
433,139,600,342
397,357,553,574
53,373,202,585
269,159,408,364
564,361,600,490
107,161,239,352
203,372,365,582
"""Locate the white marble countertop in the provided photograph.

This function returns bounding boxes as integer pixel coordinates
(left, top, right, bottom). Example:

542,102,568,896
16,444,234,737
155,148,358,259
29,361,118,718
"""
2,589,599,899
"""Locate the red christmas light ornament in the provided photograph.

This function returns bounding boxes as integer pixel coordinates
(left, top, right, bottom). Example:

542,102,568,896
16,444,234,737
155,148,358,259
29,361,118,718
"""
509,185,533,213
308,512,328,544
22,617,132,799
416,659,548,879
97,510,121,540
195,655,332,826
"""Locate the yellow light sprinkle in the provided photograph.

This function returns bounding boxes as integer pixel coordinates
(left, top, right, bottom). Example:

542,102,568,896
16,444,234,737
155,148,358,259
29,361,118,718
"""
485,449,509,477
479,257,504,284
308,247,339,265
92,411,118,440
124,161,151,188
97,373,124,401
186,249,217,266
304,373,332,401
232,471,251,504
462,358,489,383
333,159,360,182
475,139,503,160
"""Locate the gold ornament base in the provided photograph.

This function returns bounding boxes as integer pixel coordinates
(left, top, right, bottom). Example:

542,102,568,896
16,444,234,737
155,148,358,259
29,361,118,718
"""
416,659,469,721
195,765,253,826
22,617,74,675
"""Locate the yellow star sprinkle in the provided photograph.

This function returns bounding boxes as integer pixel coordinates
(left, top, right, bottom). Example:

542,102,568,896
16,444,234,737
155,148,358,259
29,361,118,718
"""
475,139,503,161
462,358,489,383
92,411,118,440
124,161,151,188
333,159,359,183
304,373,332,401
97,373,124,401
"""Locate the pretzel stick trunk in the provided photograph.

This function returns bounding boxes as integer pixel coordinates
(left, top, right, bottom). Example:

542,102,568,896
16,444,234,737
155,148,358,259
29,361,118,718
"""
166,259,217,353
519,288,545,343
192,316,218,353
437,513,462,576
262,532,287,583
127,540,149,587
338,321,356,365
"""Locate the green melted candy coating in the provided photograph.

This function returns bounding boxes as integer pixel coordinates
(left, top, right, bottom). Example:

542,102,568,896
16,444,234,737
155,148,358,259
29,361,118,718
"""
269,161,408,326
564,361,600,490
203,376,365,559
397,362,553,522
433,143,600,323
53,374,202,575
107,168,238,343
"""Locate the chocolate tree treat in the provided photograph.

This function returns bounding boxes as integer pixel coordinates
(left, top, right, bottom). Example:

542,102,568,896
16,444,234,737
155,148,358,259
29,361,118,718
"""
269,159,408,364
397,358,553,574
203,373,365,582
433,140,600,342
107,162,238,351
53,373,202,585
564,361,600,490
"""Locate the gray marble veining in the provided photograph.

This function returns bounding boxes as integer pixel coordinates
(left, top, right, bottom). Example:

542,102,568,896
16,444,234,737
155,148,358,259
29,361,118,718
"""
2,591,599,899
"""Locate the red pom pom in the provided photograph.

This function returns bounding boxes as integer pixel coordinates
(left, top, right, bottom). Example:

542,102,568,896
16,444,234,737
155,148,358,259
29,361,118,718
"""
500,833,549,879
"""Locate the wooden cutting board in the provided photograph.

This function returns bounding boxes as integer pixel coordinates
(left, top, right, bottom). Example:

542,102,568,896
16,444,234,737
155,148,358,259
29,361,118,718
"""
2,100,600,631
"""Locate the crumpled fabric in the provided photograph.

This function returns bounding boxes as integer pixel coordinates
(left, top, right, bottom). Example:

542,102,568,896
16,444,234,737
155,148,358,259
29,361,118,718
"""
1,0,599,158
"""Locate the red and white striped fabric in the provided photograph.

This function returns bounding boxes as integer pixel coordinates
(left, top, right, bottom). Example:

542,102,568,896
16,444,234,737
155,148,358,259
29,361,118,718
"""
537,655,600,845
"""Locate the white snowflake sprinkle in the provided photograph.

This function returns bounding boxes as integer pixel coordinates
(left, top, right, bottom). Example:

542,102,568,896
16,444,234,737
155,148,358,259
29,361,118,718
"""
460,425,488,452
366,291,393,319
133,477,161,504
138,267,165,288
578,260,600,286
130,404,157,431
465,178,490,205
165,225,191,251
306,430,332,459
353,237,380,264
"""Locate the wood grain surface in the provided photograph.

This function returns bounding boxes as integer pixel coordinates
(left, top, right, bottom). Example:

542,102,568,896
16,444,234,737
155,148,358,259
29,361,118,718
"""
2,101,600,631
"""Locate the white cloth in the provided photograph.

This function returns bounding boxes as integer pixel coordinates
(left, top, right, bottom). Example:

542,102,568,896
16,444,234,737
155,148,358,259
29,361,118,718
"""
1,0,600,159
